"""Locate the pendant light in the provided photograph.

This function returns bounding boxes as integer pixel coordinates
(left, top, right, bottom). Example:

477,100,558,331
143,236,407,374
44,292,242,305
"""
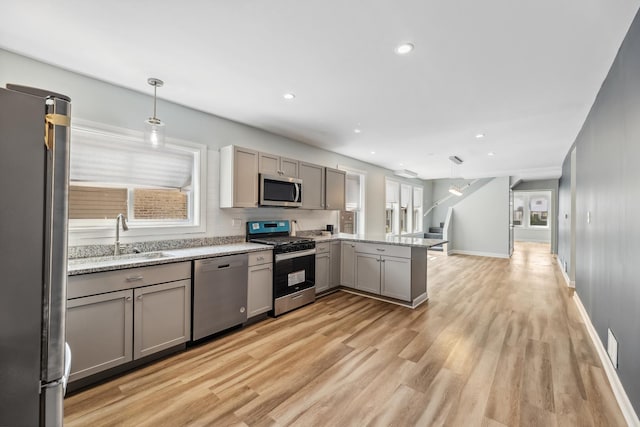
144,77,165,148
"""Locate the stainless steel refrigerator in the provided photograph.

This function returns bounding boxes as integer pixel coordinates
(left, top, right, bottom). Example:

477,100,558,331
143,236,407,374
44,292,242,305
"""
0,84,72,426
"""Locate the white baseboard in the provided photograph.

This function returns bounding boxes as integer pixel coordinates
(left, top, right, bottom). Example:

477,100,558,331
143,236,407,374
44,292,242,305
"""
449,249,509,259
573,292,640,426
556,258,575,288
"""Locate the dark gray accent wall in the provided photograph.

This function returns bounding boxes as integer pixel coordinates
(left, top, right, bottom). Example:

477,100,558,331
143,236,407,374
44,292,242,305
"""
560,8,640,414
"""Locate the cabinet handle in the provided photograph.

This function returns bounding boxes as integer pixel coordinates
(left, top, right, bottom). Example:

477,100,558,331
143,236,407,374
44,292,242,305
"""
381,259,386,263
125,296,132,301
376,248,385,252
137,295,143,300
125,276,144,282
257,256,264,261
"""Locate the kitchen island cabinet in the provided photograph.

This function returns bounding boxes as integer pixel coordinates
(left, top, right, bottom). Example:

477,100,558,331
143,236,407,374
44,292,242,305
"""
340,241,356,288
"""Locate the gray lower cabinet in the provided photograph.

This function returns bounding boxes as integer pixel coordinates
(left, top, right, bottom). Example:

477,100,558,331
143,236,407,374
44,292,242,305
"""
341,242,356,288
330,241,341,289
66,289,133,382
315,252,331,293
133,279,191,359
247,250,273,318
355,253,382,294
380,256,411,301
66,262,191,382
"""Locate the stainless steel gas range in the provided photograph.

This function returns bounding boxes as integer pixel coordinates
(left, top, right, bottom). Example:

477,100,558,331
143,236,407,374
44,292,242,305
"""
247,220,316,316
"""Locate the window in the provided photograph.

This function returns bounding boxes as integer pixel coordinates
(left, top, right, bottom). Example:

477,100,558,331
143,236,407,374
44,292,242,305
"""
513,196,525,226
344,170,365,234
385,178,423,235
385,180,399,234
413,187,423,232
400,184,412,233
512,191,550,229
69,123,206,235
529,197,549,227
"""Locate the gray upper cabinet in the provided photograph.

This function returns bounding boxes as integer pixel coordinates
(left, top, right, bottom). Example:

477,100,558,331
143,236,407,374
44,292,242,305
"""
325,168,346,211
259,152,299,177
299,162,325,209
220,145,259,208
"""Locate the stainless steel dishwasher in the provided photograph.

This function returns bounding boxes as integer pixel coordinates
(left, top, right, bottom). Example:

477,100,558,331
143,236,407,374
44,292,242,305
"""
192,254,248,341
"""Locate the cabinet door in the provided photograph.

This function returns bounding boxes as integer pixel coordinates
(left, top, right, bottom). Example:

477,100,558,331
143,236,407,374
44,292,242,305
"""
259,152,280,175
299,162,325,209
341,242,356,288
355,253,381,294
248,263,273,318
330,241,341,288
280,157,299,177
234,146,259,207
133,279,191,360
325,168,346,210
381,256,412,301
315,253,331,294
66,290,133,381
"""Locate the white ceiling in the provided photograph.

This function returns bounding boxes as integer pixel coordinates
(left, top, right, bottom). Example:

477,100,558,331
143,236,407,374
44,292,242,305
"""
2,1,639,179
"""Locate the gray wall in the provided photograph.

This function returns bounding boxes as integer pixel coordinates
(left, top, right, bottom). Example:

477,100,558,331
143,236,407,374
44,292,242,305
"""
0,49,423,245
512,179,559,253
557,147,575,279
426,178,491,229
558,8,640,414
450,176,510,258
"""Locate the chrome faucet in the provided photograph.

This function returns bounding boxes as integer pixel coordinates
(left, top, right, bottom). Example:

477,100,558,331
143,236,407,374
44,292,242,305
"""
114,213,129,255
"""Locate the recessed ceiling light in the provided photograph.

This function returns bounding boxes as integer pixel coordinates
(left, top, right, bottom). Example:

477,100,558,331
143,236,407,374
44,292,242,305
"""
395,43,414,55
354,128,362,134
399,163,404,166
371,151,376,155
283,93,295,100
475,133,485,139
488,151,495,156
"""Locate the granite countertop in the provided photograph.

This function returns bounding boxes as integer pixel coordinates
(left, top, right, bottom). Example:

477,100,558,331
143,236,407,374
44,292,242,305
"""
68,242,271,275
309,233,447,248
68,233,446,276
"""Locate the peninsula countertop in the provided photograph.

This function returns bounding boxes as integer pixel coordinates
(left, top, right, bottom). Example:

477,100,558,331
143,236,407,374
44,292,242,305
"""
306,233,447,249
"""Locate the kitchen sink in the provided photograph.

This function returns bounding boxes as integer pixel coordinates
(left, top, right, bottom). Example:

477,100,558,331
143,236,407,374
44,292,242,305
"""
68,251,175,269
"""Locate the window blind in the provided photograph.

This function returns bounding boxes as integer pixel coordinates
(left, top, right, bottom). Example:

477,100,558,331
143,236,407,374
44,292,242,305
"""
70,127,194,189
400,184,411,208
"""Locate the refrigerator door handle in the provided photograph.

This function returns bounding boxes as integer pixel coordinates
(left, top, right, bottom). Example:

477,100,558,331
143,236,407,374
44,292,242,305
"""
62,343,72,395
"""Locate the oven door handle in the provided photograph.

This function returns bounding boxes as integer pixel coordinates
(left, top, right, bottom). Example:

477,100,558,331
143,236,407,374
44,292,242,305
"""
275,248,316,261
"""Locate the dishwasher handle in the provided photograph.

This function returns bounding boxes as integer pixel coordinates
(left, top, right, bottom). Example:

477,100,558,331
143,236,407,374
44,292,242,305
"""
196,255,248,273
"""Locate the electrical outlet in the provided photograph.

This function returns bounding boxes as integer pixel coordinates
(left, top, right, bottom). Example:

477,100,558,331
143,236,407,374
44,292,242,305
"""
607,328,618,369
231,218,242,228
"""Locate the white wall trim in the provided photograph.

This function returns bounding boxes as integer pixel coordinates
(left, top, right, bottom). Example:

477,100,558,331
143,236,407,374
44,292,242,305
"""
556,258,575,288
573,292,640,427
449,249,509,259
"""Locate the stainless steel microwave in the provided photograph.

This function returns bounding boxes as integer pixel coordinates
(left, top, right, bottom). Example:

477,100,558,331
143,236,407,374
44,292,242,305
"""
259,174,303,207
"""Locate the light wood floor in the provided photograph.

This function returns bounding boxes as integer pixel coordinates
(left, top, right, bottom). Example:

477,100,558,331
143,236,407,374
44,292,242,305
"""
64,242,626,426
